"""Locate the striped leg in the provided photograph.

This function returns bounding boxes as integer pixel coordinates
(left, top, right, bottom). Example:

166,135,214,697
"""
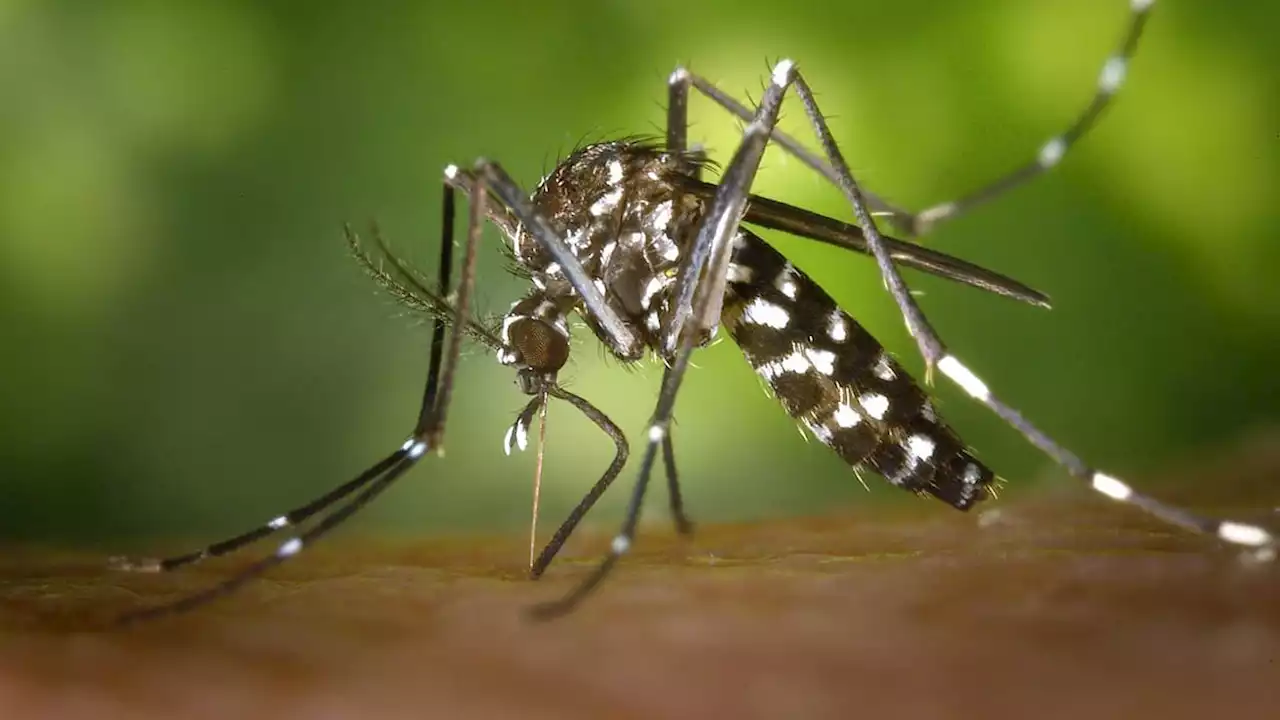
784,66,1276,557
668,0,1156,237
112,169,488,625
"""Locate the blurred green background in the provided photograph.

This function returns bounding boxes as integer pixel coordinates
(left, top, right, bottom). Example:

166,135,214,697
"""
1,0,1275,548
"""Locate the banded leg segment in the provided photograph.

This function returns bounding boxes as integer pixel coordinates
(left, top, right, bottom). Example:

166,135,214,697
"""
669,0,1157,236
783,65,1276,555
113,170,490,625
910,0,1155,234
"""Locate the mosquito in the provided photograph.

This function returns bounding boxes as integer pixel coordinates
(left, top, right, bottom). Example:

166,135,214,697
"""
112,0,1274,624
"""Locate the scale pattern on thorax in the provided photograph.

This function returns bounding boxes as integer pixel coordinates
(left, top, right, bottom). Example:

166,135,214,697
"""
512,141,706,360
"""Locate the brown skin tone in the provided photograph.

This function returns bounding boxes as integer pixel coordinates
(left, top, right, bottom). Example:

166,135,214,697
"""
3,433,1279,720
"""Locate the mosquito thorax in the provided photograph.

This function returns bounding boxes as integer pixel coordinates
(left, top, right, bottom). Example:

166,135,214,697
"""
507,140,711,361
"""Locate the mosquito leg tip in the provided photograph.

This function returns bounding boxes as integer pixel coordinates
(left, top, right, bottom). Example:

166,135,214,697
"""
668,66,690,85
443,164,460,180
1219,521,1273,548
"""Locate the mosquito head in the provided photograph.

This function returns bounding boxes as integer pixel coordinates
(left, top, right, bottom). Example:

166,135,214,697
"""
499,292,572,394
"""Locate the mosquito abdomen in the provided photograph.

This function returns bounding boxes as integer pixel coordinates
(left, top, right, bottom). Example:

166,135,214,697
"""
721,229,993,509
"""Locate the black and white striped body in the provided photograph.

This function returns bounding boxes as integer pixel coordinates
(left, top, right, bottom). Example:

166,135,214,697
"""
495,140,993,508
723,230,992,508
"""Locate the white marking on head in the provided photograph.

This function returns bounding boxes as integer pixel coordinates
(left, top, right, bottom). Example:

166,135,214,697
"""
804,347,836,375
938,355,991,401
648,425,666,442
268,516,290,530
611,534,631,555
858,392,890,420
607,159,624,185
827,311,848,342
742,298,790,329
278,538,303,558
1099,56,1127,94
1091,472,1132,501
727,262,754,284
906,434,936,462
833,402,860,428
501,314,524,344
669,66,690,85
1219,521,1272,547
771,58,795,87
497,348,519,365
872,354,896,381
1037,137,1066,169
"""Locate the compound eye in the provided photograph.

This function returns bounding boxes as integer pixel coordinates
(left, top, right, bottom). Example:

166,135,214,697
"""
507,317,569,375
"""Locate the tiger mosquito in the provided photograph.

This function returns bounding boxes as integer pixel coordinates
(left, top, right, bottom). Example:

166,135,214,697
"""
113,0,1275,624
